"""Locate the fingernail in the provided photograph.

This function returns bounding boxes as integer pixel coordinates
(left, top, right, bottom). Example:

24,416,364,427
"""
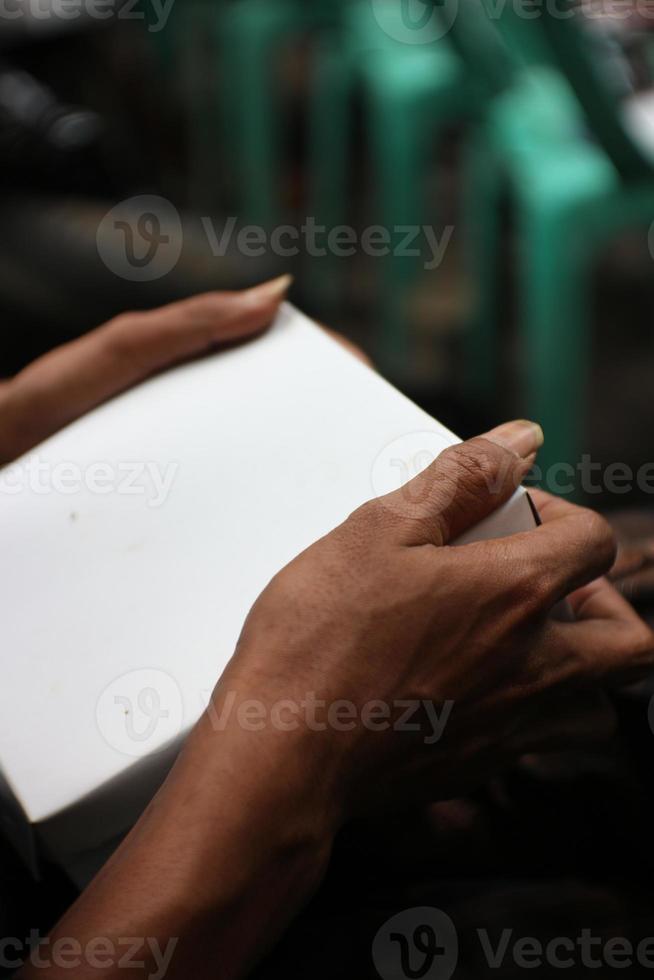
484,420,544,458
246,274,293,303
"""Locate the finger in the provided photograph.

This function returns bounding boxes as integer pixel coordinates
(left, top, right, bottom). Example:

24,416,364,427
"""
567,575,654,685
609,545,650,582
613,564,654,602
380,419,543,546
495,504,617,613
606,508,654,584
528,487,568,520
568,573,642,622
550,592,654,687
529,487,608,531
529,490,632,579
0,276,291,464
104,275,293,377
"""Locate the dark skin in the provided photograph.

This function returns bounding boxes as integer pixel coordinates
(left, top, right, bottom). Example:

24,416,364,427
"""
2,285,652,979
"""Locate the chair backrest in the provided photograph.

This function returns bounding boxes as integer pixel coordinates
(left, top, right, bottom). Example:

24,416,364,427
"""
436,0,516,95
523,0,653,179
437,0,558,95
484,0,555,69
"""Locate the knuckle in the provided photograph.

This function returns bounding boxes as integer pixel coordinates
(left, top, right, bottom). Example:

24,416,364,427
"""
580,622,654,684
106,311,139,334
347,497,397,537
179,293,219,321
574,509,617,570
524,571,554,612
102,312,152,374
626,621,654,665
347,499,376,528
441,442,492,487
103,312,138,353
435,443,494,509
502,547,554,612
515,561,556,617
465,548,545,624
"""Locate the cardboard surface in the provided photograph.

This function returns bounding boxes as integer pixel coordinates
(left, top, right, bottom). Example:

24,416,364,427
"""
0,304,535,874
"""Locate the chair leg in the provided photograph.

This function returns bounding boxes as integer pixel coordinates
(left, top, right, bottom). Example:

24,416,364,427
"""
463,128,505,404
221,2,300,227
305,36,353,311
180,2,222,209
521,204,591,495
365,73,432,378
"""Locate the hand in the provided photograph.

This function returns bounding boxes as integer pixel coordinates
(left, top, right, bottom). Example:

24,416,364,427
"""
20,423,654,980
210,423,653,823
0,275,292,466
605,508,654,602
347,491,654,877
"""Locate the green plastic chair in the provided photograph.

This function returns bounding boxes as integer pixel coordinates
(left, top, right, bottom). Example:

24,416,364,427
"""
139,0,173,67
464,0,654,483
218,0,346,227
445,0,567,397
307,0,477,375
146,0,338,217
140,0,226,207
435,0,562,397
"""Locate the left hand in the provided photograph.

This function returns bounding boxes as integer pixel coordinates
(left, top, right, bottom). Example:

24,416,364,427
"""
0,275,292,466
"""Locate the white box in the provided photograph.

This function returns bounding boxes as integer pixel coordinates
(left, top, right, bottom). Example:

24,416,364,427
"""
0,304,535,885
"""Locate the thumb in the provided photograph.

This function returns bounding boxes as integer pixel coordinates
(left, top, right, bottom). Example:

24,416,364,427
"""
383,419,543,546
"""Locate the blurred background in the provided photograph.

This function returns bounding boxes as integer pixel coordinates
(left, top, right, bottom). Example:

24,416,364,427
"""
5,0,654,974
3,0,654,497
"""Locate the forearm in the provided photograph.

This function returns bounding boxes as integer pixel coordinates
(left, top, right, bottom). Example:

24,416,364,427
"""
17,705,335,980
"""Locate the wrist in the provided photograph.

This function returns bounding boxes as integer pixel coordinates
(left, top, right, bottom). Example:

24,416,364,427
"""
38,701,335,980
189,669,346,829
165,688,341,907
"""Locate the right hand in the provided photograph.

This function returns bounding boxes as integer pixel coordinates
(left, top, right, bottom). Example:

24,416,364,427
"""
197,420,654,831
30,422,654,980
